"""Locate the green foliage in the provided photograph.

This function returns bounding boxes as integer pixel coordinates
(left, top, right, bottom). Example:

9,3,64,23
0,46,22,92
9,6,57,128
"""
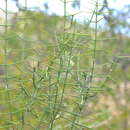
0,0,130,130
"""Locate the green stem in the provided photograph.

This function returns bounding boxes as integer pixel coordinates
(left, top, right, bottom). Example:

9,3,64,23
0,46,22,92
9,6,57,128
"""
71,1,98,129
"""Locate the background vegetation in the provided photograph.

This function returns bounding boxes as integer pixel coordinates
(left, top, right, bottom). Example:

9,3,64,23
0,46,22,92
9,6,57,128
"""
0,0,130,129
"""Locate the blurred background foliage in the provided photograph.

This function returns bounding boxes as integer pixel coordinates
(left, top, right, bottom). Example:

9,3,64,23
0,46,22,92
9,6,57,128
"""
0,0,130,129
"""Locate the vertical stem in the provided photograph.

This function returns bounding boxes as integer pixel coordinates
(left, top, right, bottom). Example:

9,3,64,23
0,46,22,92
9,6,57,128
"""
21,0,27,129
71,1,98,129
49,1,67,129
22,0,27,60
49,57,63,130
64,0,66,32
4,0,14,130
90,0,98,83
